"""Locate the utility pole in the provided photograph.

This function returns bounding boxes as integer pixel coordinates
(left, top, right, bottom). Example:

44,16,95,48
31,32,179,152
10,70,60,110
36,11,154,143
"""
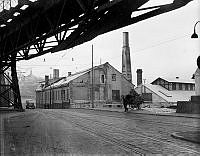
49,78,52,109
143,79,146,94
91,44,94,108
2,0,5,10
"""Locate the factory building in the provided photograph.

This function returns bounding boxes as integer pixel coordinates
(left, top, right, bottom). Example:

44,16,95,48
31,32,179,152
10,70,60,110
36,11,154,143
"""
135,72,195,107
36,62,134,108
36,32,135,108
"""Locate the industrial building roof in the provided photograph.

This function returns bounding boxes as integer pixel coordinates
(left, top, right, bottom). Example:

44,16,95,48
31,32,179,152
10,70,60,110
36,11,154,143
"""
137,84,195,103
36,62,134,91
152,77,195,84
50,70,90,88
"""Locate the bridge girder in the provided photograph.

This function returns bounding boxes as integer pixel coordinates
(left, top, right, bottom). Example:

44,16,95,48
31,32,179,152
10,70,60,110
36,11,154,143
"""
0,0,193,62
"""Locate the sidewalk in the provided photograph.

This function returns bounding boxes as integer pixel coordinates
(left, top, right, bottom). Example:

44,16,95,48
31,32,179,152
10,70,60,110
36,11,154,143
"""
1,106,200,119
86,107,200,119
0,107,25,113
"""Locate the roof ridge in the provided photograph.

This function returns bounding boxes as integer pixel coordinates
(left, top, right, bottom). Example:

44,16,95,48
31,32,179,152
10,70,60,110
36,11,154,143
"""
152,77,195,84
68,63,107,77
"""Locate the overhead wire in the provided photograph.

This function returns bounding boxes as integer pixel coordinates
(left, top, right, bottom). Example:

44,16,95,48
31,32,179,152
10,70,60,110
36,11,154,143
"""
17,34,191,70
133,34,190,53
105,33,191,61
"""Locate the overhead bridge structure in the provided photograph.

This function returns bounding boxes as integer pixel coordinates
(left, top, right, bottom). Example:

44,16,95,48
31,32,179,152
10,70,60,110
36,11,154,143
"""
0,0,193,109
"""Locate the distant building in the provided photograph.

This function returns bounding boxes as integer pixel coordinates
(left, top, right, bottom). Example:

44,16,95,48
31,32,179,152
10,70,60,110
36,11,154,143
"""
36,62,134,109
151,77,195,91
135,77,195,107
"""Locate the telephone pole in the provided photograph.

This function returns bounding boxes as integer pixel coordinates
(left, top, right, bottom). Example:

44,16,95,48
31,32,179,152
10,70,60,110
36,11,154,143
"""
91,45,94,108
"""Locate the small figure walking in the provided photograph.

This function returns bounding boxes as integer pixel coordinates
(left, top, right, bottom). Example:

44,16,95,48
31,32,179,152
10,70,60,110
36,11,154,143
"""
121,95,128,112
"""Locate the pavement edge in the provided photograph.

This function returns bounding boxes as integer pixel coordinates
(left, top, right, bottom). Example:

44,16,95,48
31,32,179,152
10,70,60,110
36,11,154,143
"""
82,108,200,119
171,132,200,144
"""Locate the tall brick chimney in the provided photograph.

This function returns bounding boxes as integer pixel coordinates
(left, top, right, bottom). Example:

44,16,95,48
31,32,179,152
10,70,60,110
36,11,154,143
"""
45,75,49,87
53,69,59,79
68,72,72,76
136,69,142,86
122,32,132,83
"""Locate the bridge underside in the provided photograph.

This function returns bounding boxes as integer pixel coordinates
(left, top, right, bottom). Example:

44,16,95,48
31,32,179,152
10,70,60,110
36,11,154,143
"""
0,0,193,109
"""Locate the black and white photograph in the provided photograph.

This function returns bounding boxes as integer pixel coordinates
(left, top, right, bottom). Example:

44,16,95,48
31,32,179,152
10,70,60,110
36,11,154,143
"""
0,0,200,155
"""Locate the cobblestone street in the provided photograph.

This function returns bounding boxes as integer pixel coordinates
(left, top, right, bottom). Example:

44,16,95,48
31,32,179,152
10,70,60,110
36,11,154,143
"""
1,109,200,155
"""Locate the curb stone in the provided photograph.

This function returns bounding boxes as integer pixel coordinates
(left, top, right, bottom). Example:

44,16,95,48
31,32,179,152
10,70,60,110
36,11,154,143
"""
82,108,200,119
171,132,200,144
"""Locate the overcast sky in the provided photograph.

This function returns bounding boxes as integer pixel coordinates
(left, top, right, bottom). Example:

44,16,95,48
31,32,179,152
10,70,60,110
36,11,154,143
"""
17,0,200,85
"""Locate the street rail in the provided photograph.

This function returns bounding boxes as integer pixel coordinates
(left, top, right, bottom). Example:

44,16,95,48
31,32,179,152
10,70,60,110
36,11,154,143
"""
43,109,200,155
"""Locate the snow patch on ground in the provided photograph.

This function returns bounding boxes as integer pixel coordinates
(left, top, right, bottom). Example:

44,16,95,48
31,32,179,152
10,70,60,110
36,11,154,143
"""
142,107,176,114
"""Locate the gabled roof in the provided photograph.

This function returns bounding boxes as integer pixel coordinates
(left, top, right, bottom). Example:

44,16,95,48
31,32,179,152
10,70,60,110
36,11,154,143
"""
151,77,195,84
136,84,195,103
51,63,108,88
50,70,90,88
41,62,134,89
105,63,135,87
35,77,65,91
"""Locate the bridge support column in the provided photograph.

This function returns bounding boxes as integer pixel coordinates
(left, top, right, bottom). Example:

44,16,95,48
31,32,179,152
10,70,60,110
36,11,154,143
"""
0,62,10,107
0,56,23,110
11,55,22,110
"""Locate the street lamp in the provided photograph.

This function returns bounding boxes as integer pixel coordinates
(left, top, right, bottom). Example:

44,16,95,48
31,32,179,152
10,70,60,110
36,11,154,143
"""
191,21,200,98
191,21,200,38
191,21,200,69
177,21,200,113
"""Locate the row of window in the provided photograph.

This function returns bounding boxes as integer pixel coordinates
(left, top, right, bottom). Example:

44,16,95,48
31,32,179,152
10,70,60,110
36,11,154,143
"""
159,83,194,91
172,83,194,91
37,89,69,101
153,79,195,91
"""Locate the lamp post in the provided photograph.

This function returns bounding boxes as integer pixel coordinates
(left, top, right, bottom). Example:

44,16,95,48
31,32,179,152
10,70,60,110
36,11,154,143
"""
191,21,200,100
177,22,200,113
191,21,200,38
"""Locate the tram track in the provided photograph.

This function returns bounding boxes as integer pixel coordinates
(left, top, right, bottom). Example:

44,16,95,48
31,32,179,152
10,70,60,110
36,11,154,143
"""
71,109,200,129
65,109,200,149
59,109,200,142
41,110,200,155
57,110,200,149
40,110,151,155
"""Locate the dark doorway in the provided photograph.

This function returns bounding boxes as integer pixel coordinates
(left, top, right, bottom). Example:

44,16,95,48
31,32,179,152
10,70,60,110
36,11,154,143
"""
112,90,120,102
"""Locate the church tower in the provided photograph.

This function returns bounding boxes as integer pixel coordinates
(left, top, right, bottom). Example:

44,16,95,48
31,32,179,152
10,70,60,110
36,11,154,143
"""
122,32,132,83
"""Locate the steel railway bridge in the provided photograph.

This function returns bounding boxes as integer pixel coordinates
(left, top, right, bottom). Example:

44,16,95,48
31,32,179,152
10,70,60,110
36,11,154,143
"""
0,0,193,109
